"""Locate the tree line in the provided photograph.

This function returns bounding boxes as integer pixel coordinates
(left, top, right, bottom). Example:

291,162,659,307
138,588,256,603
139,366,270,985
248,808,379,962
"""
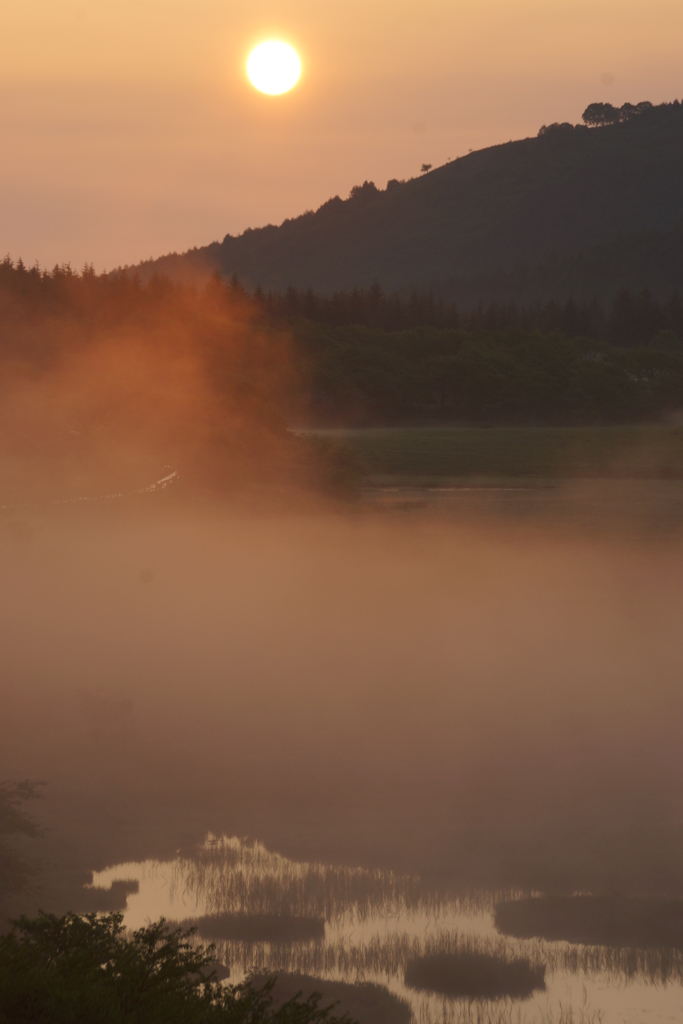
253,281,683,349
5,256,683,349
1,259,682,426
296,323,683,425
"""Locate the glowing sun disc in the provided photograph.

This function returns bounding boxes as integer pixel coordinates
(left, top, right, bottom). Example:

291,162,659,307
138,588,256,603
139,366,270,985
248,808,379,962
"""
247,40,301,95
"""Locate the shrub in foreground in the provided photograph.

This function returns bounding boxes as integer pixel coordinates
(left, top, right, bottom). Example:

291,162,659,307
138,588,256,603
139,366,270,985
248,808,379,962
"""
404,950,545,1000
0,911,354,1024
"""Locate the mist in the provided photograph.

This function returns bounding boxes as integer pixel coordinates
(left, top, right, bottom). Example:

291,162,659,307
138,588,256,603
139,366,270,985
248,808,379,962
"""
0,264,320,509
2,493,683,900
6,5,683,1019
3,263,683,970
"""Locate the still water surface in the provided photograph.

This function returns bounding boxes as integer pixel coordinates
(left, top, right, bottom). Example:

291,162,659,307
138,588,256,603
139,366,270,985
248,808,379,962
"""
92,837,683,1024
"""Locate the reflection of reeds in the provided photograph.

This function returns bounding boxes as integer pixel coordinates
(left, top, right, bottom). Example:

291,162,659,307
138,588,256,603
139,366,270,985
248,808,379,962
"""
168,839,683,987
204,932,542,983
416,990,603,1024
170,835,516,923
172,836,432,921
554,942,683,984
201,929,683,987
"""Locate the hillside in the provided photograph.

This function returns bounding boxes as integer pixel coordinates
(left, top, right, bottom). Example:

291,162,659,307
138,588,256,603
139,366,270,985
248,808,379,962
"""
134,100,683,298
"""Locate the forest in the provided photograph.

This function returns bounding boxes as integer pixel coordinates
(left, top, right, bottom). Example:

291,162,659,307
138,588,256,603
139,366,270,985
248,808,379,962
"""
1,258,682,429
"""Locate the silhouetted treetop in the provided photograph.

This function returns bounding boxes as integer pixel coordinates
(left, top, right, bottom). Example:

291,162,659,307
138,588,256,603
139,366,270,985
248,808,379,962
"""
582,100,654,126
348,181,379,200
537,122,576,136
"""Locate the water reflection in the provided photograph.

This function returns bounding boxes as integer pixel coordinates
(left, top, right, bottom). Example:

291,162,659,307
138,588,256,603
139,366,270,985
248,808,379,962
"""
92,836,683,1024
170,835,496,923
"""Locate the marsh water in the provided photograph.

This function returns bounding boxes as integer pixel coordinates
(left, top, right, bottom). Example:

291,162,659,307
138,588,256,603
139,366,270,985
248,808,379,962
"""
92,836,683,1024
3,480,683,1022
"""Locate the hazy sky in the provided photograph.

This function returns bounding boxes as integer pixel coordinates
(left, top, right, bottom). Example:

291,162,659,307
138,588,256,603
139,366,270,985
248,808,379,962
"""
2,0,682,270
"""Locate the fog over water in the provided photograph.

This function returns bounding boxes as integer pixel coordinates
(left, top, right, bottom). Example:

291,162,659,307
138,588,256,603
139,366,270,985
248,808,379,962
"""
2,490,683,896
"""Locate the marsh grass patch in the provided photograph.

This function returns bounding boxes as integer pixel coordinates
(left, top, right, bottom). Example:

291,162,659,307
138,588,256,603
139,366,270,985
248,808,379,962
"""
404,950,545,1000
495,895,683,949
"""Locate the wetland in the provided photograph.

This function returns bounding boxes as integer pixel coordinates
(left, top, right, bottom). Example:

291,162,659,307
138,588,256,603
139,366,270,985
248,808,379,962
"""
86,834,683,1024
3,472,683,1024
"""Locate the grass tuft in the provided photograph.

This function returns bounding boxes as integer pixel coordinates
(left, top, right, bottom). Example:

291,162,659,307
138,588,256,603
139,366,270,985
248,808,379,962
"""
404,950,545,1000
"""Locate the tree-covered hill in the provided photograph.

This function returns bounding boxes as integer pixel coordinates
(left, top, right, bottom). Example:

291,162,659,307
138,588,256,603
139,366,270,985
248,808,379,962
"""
133,100,683,298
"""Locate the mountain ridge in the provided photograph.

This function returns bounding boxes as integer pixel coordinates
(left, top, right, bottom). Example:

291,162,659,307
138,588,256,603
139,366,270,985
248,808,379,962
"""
130,99,683,299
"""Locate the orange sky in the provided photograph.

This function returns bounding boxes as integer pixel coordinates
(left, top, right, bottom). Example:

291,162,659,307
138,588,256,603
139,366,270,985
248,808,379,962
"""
2,0,682,270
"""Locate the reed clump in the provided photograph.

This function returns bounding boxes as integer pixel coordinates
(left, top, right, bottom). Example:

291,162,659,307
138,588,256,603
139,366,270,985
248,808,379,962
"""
495,895,683,949
404,950,545,1000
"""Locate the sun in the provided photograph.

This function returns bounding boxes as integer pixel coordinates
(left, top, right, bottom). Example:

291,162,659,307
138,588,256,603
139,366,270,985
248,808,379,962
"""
247,41,301,96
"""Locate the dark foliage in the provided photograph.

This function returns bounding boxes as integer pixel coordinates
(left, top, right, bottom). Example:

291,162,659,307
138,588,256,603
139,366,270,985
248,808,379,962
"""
0,911,355,1024
495,896,683,949
256,283,683,425
333,425,683,482
424,223,683,308
296,323,683,425
404,950,545,1000
255,282,683,344
0,258,257,371
582,101,653,126
1,260,682,428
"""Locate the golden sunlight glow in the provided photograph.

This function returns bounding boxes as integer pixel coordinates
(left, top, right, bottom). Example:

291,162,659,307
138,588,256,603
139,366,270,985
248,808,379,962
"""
247,41,301,96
